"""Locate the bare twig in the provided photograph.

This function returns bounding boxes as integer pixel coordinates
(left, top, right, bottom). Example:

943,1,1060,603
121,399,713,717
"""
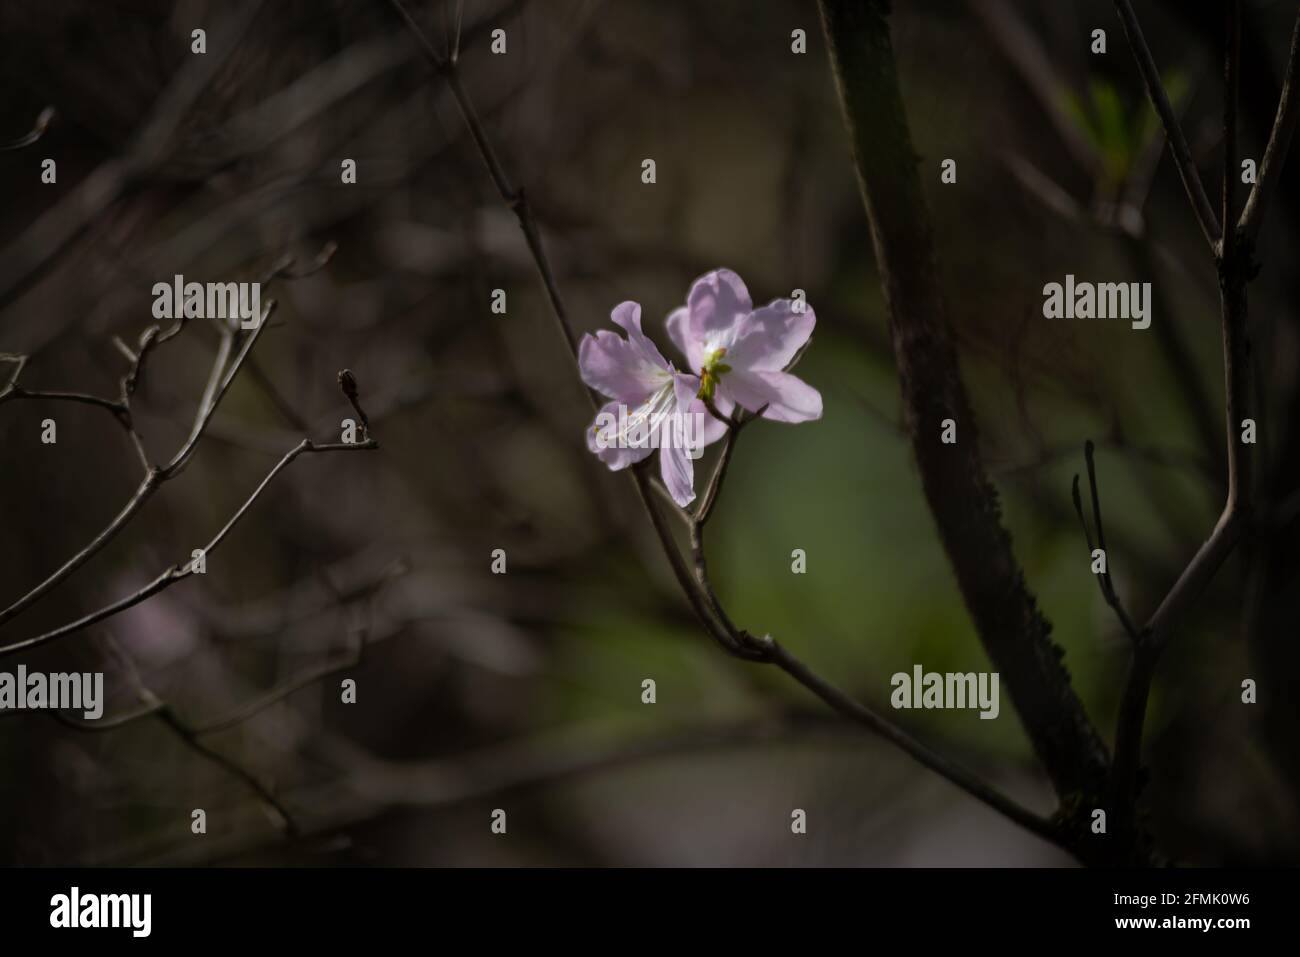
0,357,151,473
338,368,371,441
0,300,277,629
1108,0,1263,843
0,235,348,626
165,300,276,477
0,435,377,656
1071,441,1141,641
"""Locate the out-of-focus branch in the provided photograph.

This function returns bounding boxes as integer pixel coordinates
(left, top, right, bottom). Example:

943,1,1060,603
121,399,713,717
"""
128,709,864,864
0,2,266,311
0,107,55,152
53,636,297,837
1112,0,1223,252
1239,7,1300,243
0,369,378,655
968,1,1101,179
58,580,405,737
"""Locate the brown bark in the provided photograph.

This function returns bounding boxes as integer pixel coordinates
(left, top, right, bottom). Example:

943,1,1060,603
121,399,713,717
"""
818,0,1111,811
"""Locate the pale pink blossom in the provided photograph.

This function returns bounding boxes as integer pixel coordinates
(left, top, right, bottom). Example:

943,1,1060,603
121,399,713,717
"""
665,269,822,423
578,301,724,507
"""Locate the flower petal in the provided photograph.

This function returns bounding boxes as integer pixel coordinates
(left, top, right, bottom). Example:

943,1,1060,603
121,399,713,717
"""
659,441,696,507
586,400,654,470
665,306,705,371
687,269,753,351
578,303,673,402
721,369,823,423
610,300,673,373
728,300,815,372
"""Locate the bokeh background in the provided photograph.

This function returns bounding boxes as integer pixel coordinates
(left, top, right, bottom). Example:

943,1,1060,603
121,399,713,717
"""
1,0,1297,866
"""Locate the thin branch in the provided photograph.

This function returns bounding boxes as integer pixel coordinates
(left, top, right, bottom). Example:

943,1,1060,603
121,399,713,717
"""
133,709,935,865
0,107,54,151
693,412,750,527
1112,0,1223,251
52,635,296,836
0,437,377,656
391,0,1063,847
819,0,1109,852
0,302,276,629
1223,0,1242,260
452,0,466,62
968,1,1102,179
0,2,266,310
0,236,349,628
0,369,150,473
164,299,277,477
646,476,692,527
222,240,339,434
1239,7,1300,242
1109,3,1261,837
1070,441,1141,641
761,640,1062,844
156,706,298,836
338,368,371,441
0,468,163,629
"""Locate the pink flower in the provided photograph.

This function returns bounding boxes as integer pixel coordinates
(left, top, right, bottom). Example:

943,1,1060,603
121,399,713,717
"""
665,269,822,423
578,301,725,507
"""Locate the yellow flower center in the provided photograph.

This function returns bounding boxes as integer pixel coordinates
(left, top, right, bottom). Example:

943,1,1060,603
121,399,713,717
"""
697,347,731,402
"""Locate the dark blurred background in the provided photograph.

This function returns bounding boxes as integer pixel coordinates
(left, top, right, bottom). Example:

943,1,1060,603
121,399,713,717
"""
1,0,1297,866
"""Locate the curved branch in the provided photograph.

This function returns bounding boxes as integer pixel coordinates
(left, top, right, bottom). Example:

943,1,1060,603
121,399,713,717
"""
0,301,278,628
390,0,1064,849
0,107,54,152
0,437,377,657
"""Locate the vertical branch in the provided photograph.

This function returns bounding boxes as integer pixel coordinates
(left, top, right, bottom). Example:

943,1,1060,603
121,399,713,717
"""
1112,0,1223,251
1224,0,1241,256
817,0,1110,808
1220,0,1252,517
1109,0,1279,842
1239,8,1300,243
